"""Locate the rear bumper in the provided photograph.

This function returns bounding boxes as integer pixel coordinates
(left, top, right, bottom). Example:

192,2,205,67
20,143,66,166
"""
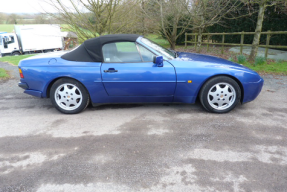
18,82,29,89
24,90,43,98
18,81,43,98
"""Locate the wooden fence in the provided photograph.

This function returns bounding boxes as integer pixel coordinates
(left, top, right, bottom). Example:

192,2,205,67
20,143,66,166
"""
185,31,287,58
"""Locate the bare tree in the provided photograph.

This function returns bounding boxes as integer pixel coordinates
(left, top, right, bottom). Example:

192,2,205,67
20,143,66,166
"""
34,14,48,24
143,0,245,50
189,0,245,48
136,0,159,35
0,13,7,24
109,0,145,34
143,0,192,50
43,0,140,43
242,0,287,61
6,14,21,24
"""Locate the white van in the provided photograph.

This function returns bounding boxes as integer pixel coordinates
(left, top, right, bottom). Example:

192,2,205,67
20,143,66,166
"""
0,25,63,57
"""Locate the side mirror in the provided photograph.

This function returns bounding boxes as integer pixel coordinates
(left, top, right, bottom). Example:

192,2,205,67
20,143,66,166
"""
153,56,163,67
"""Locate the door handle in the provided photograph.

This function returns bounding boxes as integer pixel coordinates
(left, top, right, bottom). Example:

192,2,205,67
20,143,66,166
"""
104,68,118,73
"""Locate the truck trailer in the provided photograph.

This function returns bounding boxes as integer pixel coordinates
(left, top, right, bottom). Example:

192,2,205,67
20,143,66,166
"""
0,25,63,57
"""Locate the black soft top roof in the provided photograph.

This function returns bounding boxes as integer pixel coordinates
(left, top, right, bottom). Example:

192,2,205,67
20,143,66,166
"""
61,34,141,62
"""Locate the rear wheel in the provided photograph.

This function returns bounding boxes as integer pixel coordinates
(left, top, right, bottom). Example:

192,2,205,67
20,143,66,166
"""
50,78,90,114
12,52,20,56
44,50,53,53
199,76,241,113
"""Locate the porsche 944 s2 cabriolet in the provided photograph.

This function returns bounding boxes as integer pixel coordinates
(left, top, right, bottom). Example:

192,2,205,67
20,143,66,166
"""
18,34,264,114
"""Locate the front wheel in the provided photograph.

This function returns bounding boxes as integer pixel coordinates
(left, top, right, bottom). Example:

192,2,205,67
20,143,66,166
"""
50,78,90,114
199,76,241,113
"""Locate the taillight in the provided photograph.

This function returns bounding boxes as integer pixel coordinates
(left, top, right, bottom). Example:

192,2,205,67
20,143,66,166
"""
19,68,24,78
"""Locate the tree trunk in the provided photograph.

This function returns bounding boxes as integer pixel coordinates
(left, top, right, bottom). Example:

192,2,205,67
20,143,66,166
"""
170,41,176,50
197,12,205,51
249,3,266,62
198,28,202,46
142,0,145,36
197,27,203,52
170,16,178,50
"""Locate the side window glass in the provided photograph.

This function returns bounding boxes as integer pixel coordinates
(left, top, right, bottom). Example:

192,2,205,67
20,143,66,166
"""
2,36,15,47
102,43,120,62
137,44,155,62
3,36,8,48
102,42,142,63
9,36,14,44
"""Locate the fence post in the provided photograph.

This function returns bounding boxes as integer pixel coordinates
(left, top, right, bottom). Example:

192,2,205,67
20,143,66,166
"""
207,35,210,52
221,32,225,54
240,31,244,55
194,34,197,52
185,33,187,49
265,30,271,59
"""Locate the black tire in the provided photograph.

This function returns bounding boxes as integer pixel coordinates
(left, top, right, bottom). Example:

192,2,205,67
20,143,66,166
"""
44,50,53,53
50,78,90,114
12,52,21,56
199,76,241,113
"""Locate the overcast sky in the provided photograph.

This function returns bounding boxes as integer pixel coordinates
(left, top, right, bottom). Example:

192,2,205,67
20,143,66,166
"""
0,0,60,13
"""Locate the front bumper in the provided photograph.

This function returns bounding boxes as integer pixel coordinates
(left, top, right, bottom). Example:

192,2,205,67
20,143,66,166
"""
242,77,264,103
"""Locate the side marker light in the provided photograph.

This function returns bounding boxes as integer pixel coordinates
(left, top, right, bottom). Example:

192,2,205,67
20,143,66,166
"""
19,68,24,78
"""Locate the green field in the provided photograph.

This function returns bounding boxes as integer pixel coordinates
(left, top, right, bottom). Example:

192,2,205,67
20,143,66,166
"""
145,34,169,48
0,24,15,32
0,55,36,65
0,68,9,78
0,24,69,33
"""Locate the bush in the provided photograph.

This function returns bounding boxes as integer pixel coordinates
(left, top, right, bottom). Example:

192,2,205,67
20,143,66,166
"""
254,56,266,66
237,55,246,64
207,3,287,46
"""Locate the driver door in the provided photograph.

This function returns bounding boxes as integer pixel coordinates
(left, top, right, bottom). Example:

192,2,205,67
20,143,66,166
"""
101,42,176,97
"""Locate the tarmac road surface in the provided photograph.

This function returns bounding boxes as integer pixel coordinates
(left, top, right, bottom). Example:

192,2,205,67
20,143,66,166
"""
0,61,287,192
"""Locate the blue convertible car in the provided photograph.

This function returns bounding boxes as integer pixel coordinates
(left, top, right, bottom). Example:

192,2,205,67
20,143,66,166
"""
18,34,263,114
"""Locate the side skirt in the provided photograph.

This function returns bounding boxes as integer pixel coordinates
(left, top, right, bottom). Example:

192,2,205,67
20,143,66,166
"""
92,102,192,107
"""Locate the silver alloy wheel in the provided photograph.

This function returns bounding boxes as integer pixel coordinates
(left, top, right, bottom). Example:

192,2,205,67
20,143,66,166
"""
54,83,83,111
207,82,236,110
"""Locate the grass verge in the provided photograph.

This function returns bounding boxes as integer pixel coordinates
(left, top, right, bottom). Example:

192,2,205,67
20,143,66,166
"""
145,34,170,48
243,62,287,75
178,45,287,75
0,55,35,65
0,68,9,79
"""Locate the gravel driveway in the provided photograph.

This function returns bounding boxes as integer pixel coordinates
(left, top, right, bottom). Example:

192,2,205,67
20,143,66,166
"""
0,61,287,192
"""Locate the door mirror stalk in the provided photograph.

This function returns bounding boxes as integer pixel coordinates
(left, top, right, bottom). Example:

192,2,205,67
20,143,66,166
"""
153,56,163,67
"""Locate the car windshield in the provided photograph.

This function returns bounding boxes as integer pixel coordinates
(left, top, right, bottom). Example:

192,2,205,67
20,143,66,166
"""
140,38,176,60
